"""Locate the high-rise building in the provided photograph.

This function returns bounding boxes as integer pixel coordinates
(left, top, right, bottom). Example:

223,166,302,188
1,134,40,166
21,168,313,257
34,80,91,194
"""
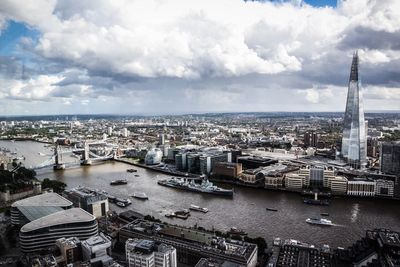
380,142,400,176
341,51,367,169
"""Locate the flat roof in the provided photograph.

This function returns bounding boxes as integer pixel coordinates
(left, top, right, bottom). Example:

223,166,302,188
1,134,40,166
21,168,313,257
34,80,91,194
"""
21,208,96,233
12,193,72,208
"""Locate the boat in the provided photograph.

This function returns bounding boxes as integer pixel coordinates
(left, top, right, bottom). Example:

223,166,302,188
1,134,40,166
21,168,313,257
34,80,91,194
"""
165,209,190,219
132,192,149,200
189,204,208,213
303,198,330,206
127,169,137,173
306,218,333,226
320,212,330,216
38,152,46,156
227,227,247,236
157,177,233,196
110,179,128,185
266,208,278,212
134,174,140,177
116,202,128,207
115,198,131,206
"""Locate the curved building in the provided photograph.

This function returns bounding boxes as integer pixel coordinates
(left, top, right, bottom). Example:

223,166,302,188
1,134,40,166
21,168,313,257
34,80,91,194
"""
145,148,163,165
11,192,73,226
20,208,98,253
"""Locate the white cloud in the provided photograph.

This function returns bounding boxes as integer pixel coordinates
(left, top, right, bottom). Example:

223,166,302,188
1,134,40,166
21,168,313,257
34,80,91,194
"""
0,0,399,114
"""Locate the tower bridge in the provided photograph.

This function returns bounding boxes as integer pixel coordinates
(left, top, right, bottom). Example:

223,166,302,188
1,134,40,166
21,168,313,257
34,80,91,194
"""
33,141,123,170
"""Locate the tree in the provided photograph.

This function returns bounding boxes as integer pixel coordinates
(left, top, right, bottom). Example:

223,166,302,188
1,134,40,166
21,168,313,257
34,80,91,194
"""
41,178,66,193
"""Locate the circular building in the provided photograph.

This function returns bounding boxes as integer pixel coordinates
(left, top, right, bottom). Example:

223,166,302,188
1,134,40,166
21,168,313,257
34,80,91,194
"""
145,148,163,165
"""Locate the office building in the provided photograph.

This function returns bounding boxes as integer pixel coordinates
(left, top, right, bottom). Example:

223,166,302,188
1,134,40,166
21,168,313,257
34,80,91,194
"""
126,238,177,267
11,192,73,227
341,52,367,169
375,179,394,198
327,176,348,195
200,153,227,175
380,142,400,176
347,179,375,197
159,134,165,145
56,237,83,265
304,132,319,148
212,162,243,180
81,233,113,265
120,219,257,267
63,187,109,218
237,156,278,169
19,208,98,253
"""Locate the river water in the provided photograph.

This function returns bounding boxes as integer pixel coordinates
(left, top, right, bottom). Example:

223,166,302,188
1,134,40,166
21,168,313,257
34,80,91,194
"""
2,140,400,248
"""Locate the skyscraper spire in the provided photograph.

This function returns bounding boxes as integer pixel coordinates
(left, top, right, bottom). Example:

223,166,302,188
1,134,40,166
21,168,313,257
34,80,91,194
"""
341,51,367,169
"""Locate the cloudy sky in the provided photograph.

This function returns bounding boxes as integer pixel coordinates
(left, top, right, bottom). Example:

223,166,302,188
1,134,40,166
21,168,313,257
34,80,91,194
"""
0,0,399,115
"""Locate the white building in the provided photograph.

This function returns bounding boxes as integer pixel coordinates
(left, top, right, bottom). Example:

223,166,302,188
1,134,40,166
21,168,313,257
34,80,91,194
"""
126,239,177,267
122,128,129,137
347,180,376,197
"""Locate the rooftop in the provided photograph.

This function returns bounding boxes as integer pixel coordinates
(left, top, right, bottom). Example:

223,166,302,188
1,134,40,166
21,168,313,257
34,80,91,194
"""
21,208,96,233
11,192,73,208
18,206,63,222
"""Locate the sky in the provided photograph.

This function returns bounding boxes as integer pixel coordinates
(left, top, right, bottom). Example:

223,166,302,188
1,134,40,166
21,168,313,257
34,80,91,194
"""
0,0,399,115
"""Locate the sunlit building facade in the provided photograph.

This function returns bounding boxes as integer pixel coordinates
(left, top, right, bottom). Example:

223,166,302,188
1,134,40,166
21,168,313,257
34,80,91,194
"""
341,52,367,169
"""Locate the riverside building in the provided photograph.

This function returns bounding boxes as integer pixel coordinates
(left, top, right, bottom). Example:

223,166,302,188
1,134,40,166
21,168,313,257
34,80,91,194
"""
63,186,109,218
19,208,98,253
119,219,257,267
341,52,367,169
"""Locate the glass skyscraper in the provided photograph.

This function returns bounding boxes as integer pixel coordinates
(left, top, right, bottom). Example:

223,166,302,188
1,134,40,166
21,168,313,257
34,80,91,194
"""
341,51,367,169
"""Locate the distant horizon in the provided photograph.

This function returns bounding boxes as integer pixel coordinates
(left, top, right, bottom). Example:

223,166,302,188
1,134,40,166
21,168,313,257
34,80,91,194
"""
1,110,400,119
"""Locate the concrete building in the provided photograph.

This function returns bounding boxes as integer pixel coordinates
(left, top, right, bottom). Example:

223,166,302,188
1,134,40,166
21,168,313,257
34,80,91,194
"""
63,187,109,218
212,162,243,180
304,132,319,148
375,179,394,198
126,238,177,267
81,233,113,266
199,153,227,175
380,142,400,176
120,220,257,267
195,258,244,267
19,208,98,253
347,179,376,197
284,166,338,191
56,237,83,265
327,176,348,195
237,156,278,169
341,52,367,169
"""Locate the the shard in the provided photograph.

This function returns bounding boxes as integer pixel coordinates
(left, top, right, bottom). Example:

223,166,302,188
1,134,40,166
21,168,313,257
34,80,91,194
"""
341,51,367,169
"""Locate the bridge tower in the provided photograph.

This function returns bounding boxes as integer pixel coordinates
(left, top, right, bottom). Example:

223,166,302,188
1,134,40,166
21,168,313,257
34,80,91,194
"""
53,143,66,170
81,141,92,165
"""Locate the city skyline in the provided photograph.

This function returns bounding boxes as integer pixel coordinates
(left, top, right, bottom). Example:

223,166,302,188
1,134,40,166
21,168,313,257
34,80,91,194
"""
0,0,400,115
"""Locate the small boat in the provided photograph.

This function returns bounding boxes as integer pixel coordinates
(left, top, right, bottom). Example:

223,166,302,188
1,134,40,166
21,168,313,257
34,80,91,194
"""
303,198,330,206
116,202,128,207
38,152,46,156
115,198,131,206
110,179,128,185
127,169,137,173
132,192,148,200
165,210,190,219
306,218,333,226
227,227,247,236
189,204,208,213
266,208,278,212
134,174,140,177
320,212,329,216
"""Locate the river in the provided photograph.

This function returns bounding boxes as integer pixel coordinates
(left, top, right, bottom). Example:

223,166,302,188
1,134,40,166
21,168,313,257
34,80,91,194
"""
1,140,400,248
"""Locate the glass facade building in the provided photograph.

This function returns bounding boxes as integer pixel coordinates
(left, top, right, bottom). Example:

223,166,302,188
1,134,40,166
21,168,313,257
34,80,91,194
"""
341,52,367,169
